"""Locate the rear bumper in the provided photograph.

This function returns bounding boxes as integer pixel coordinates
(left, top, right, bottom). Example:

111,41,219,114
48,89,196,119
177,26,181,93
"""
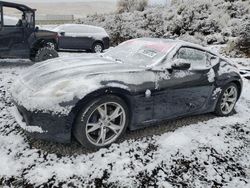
11,104,72,143
103,37,110,49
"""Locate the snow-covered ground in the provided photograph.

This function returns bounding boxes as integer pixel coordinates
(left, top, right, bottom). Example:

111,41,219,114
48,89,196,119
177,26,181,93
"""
0,53,250,187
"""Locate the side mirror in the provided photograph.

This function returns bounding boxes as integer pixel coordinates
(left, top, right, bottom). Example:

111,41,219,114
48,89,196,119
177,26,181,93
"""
34,26,39,32
59,31,65,36
171,59,191,70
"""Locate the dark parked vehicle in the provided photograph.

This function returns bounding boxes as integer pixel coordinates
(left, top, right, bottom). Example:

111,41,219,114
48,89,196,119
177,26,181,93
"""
11,38,242,149
0,1,58,62
52,24,110,53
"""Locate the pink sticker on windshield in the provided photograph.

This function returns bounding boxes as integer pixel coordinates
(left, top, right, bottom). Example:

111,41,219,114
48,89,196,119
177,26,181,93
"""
145,43,174,53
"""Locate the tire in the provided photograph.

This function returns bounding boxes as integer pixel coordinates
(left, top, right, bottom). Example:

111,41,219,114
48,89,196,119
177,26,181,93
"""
46,42,56,49
214,83,239,116
31,47,59,63
91,42,104,53
73,95,129,149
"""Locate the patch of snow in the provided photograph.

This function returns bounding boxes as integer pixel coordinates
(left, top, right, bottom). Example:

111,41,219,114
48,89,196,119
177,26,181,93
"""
10,106,46,133
212,87,222,100
207,68,215,83
174,70,194,78
11,52,156,114
145,89,151,98
218,60,240,76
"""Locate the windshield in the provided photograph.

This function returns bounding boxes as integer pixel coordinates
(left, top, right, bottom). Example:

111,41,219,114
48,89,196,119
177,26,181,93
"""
103,39,175,66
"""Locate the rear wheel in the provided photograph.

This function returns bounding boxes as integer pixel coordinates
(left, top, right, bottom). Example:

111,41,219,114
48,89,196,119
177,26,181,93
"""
91,42,104,53
73,95,129,149
31,47,58,63
215,83,239,116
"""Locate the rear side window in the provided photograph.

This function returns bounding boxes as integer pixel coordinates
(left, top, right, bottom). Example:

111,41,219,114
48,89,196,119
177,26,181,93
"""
207,53,219,67
175,47,208,69
2,7,22,26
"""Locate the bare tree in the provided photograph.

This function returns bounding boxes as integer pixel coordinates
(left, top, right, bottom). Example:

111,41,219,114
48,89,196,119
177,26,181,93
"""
117,0,148,13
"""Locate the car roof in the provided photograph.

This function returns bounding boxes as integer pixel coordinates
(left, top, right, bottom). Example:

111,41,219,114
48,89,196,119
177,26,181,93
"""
0,1,35,12
136,37,221,55
57,24,105,30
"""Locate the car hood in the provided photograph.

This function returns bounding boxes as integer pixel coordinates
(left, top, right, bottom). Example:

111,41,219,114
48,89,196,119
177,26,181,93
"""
20,55,145,91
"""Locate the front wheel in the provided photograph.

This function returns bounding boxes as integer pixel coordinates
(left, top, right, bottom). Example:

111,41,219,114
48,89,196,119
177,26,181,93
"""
215,83,239,116
31,47,59,63
73,95,129,149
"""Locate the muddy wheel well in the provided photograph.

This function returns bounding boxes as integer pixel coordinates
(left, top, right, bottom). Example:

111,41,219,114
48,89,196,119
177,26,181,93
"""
231,80,242,99
30,39,57,57
68,88,132,135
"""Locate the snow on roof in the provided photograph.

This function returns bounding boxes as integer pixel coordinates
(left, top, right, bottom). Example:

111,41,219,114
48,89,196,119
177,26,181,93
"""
53,24,107,33
52,24,108,38
137,38,214,52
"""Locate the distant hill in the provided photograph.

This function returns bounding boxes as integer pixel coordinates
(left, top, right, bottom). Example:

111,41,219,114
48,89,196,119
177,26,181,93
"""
5,1,117,18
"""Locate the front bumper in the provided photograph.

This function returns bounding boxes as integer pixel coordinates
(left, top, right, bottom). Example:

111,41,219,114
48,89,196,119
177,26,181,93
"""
12,104,72,143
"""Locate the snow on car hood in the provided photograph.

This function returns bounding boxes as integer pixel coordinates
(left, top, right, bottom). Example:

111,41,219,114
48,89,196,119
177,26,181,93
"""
11,55,151,114
21,55,144,90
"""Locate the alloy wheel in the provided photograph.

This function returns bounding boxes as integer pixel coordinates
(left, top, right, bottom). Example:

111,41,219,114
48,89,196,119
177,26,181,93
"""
85,102,126,146
94,44,103,53
220,86,238,115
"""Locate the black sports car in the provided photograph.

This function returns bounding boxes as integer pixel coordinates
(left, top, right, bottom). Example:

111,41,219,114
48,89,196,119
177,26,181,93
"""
11,38,242,149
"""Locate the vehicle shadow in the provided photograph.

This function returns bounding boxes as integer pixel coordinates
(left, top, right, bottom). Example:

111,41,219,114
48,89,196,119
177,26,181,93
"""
0,60,33,68
27,113,217,157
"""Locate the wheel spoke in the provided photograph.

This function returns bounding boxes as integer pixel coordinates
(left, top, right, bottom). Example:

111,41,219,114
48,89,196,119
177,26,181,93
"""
109,106,122,120
225,102,230,112
87,123,101,133
96,127,106,144
108,122,121,134
227,97,236,103
224,90,229,96
221,102,226,108
86,101,126,146
97,104,107,118
228,88,235,96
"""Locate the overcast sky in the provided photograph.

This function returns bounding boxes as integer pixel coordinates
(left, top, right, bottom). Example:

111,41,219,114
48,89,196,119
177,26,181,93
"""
6,0,167,5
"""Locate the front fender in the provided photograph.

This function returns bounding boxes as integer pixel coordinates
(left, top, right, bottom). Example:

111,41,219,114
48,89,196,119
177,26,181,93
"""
66,87,133,133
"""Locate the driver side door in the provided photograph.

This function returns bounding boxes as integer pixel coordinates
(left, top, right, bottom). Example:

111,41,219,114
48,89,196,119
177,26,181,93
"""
0,6,27,58
58,25,90,50
153,47,214,120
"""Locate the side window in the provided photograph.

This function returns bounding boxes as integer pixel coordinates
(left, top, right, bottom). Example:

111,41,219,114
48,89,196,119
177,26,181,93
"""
175,47,208,69
3,7,23,27
207,53,219,67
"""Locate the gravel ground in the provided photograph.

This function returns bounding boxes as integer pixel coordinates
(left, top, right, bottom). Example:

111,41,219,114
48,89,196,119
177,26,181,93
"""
0,55,250,187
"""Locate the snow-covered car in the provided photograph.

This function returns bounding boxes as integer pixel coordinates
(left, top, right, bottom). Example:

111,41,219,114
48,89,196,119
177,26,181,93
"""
11,38,243,149
52,24,110,53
